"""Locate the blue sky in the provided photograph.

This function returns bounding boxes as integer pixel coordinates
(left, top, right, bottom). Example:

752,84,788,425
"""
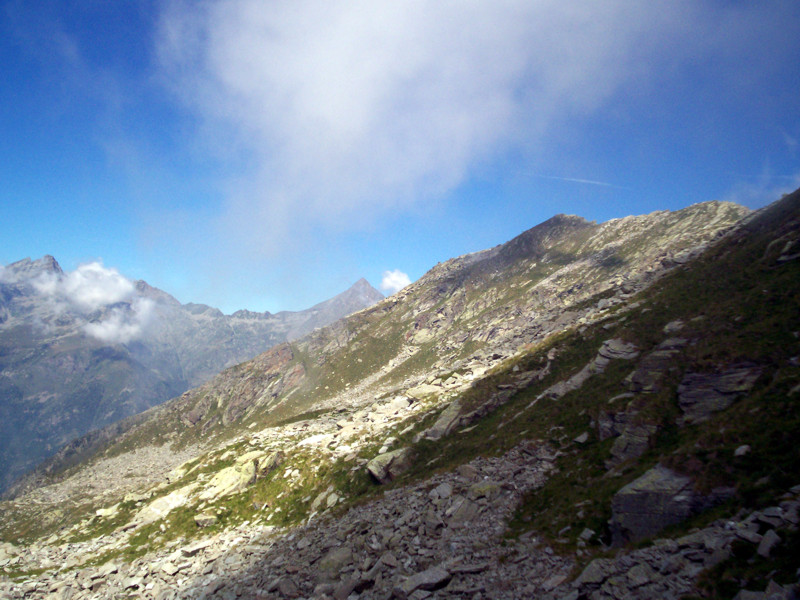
1,1,799,314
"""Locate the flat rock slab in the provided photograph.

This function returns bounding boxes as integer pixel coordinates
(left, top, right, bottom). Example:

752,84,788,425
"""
678,364,762,423
394,566,452,598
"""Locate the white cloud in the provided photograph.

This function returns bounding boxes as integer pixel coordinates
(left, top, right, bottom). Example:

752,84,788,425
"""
381,269,411,295
33,262,135,312
29,261,153,344
83,297,155,345
154,1,796,255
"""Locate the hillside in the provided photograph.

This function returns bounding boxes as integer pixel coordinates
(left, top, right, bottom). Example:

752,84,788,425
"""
0,263,382,493
2,193,798,599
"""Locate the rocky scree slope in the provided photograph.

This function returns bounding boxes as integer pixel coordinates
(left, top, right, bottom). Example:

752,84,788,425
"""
0,262,382,495
5,195,800,598
21,199,744,475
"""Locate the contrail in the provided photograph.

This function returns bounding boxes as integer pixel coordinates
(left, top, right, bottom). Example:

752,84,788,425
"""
531,174,630,189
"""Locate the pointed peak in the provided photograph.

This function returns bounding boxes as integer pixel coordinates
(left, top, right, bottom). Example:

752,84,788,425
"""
2,255,63,281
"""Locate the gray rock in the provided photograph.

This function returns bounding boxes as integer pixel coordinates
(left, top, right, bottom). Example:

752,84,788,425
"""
367,448,414,484
677,365,762,424
424,401,463,440
757,529,781,558
610,465,701,545
317,546,353,580
607,422,659,467
574,432,590,444
573,558,616,587
599,339,640,361
194,513,217,528
394,566,451,599
735,528,763,544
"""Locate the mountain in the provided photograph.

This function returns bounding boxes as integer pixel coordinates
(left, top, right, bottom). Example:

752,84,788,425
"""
2,194,799,599
0,263,382,493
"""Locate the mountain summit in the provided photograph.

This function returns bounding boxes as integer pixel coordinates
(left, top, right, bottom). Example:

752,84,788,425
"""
0,267,382,492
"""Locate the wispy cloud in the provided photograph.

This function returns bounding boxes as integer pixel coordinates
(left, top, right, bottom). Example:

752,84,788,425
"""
381,270,411,295
722,169,800,209
152,1,797,260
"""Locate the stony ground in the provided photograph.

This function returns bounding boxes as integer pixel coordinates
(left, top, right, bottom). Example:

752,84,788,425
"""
3,437,798,599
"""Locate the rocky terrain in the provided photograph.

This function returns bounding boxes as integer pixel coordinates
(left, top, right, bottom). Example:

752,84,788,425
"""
0,261,382,494
1,192,799,599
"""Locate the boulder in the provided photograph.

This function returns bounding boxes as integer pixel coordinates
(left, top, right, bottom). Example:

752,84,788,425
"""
424,401,462,440
610,464,701,545
194,513,217,528
366,448,413,484
757,529,781,558
256,451,285,477
625,340,685,393
406,384,440,400
677,364,762,424
540,339,638,400
317,547,353,581
133,483,198,527
199,452,267,500
598,339,640,361
607,422,660,467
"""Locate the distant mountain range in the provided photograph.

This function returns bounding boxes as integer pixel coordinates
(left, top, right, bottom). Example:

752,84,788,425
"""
0,257,382,492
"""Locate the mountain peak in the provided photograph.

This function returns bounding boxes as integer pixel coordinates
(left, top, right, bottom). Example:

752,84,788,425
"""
3,255,63,281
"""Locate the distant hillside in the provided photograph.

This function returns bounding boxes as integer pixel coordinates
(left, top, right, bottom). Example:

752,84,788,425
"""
0,261,382,492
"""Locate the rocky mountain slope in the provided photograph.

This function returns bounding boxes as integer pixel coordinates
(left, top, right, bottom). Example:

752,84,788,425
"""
2,193,799,600
0,262,382,493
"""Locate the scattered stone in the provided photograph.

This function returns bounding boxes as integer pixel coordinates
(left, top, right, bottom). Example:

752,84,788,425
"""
573,432,589,444
735,444,752,457
663,320,685,334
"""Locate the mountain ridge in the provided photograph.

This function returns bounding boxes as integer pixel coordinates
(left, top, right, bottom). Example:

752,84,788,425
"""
3,194,799,600
0,263,382,493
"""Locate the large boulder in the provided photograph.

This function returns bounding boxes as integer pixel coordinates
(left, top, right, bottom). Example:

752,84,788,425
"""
677,364,762,424
133,483,198,527
424,401,462,440
609,464,701,545
366,447,413,484
200,456,256,501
